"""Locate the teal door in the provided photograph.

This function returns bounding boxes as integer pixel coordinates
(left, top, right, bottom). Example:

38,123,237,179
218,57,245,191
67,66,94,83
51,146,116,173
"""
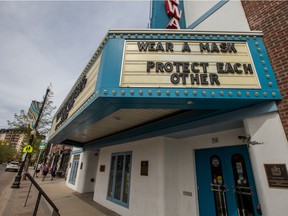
195,145,260,216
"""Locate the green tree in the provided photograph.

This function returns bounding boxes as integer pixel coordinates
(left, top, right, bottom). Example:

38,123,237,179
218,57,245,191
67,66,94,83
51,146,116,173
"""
6,88,56,175
7,89,56,139
0,142,17,163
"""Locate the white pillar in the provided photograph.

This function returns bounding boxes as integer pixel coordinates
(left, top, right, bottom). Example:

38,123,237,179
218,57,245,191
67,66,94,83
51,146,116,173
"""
243,111,288,215
77,150,99,193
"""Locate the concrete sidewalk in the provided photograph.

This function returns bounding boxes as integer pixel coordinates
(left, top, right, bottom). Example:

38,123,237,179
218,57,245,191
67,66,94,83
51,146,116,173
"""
0,171,120,216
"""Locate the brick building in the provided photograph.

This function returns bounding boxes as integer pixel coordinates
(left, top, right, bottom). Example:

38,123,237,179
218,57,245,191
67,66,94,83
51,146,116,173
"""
242,0,288,138
0,128,26,153
48,144,72,178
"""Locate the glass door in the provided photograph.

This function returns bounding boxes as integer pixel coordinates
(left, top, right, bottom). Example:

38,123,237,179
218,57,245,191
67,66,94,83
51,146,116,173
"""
195,145,260,216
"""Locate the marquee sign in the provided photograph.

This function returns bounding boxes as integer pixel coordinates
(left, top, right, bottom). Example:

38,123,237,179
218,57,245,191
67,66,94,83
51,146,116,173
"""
50,53,102,134
55,75,87,130
120,40,260,89
48,30,282,146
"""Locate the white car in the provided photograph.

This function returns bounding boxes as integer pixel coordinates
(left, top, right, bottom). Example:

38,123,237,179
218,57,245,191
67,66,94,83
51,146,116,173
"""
5,161,20,172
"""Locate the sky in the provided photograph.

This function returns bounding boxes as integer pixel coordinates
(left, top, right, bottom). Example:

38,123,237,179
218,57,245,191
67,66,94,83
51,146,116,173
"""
0,0,151,129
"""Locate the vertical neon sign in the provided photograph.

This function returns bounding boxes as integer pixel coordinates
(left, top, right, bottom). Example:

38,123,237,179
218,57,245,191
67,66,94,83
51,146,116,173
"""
165,0,182,29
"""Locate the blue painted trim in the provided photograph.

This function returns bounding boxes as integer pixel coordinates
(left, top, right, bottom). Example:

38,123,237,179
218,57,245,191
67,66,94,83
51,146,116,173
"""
196,145,260,216
187,0,229,29
107,152,132,208
97,34,281,101
49,31,282,147
69,158,79,185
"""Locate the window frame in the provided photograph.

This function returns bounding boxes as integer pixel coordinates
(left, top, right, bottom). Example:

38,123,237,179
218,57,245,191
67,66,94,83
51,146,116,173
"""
107,151,132,208
69,154,80,185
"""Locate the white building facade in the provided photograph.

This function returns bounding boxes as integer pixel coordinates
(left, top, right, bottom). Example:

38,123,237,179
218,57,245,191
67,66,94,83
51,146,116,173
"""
49,1,288,215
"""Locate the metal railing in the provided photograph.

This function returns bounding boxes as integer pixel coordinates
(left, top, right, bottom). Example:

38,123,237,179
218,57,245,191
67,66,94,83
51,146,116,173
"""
25,172,60,216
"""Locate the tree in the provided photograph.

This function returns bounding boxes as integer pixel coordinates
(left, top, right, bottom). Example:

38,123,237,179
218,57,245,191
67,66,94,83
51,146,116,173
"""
7,89,56,139
7,88,56,176
0,141,17,163
36,90,56,137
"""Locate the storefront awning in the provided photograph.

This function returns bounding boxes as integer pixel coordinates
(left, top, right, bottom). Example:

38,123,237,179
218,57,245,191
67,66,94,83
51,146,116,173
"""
48,30,281,148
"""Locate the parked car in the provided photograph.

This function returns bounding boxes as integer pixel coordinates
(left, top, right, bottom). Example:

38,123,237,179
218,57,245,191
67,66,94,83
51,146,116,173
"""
5,161,20,172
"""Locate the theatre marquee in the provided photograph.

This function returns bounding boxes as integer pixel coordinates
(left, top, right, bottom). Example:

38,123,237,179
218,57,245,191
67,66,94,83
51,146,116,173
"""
120,40,260,89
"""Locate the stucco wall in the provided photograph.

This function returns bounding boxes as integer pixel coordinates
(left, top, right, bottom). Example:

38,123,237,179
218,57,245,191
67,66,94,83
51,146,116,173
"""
94,137,166,216
184,0,250,31
244,111,288,215
93,128,246,216
77,150,99,193
69,110,288,216
66,149,99,193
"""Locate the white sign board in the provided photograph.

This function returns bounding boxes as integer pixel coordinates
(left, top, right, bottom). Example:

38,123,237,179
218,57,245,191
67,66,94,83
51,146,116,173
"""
120,40,260,89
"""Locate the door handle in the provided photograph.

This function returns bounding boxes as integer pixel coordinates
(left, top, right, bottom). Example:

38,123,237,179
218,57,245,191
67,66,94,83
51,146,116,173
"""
234,185,254,195
235,191,253,196
234,185,252,190
210,184,229,192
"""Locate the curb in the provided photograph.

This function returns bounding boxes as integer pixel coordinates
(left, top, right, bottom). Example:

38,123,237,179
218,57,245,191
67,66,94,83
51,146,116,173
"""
0,179,13,215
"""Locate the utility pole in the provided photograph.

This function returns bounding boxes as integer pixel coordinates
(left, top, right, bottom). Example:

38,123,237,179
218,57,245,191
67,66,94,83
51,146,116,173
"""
11,87,50,189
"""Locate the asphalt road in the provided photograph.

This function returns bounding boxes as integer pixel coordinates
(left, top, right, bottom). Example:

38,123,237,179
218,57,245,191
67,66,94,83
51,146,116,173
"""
0,163,17,198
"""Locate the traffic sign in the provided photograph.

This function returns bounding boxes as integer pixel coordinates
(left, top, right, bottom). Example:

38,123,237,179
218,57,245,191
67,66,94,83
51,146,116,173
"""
39,140,47,150
23,145,33,153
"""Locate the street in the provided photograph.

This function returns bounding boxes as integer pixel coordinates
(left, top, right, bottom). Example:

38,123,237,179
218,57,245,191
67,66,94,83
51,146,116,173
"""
0,163,16,198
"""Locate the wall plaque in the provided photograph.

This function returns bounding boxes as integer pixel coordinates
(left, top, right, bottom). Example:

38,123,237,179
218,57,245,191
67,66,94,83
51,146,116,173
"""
100,165,105,172
141,161,149,176
264,164,288,188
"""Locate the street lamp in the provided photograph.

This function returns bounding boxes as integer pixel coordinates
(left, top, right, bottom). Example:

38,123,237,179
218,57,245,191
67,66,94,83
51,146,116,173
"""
11,87,50,189
11,130,35,188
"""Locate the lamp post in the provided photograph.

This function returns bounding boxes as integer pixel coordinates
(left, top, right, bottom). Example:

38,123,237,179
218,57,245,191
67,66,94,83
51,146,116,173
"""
11,87,50,189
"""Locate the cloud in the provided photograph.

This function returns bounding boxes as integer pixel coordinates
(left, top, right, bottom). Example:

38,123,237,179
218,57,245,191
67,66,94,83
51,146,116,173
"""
0,1,150,128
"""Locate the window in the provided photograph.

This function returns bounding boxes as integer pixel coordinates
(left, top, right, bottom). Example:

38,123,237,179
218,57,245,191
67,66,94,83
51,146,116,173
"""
69,155,80,185
107,152,132,208
210,155,227,216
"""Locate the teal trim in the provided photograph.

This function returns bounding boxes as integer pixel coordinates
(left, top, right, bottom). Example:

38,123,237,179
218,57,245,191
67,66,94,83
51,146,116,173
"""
49,31,282,148
64,140,84,148
188,0,229,29
69,158,79,185
107,152,132,208
97,39,124,88
150,0,186,29
99,32,281,102
196,145,260,216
